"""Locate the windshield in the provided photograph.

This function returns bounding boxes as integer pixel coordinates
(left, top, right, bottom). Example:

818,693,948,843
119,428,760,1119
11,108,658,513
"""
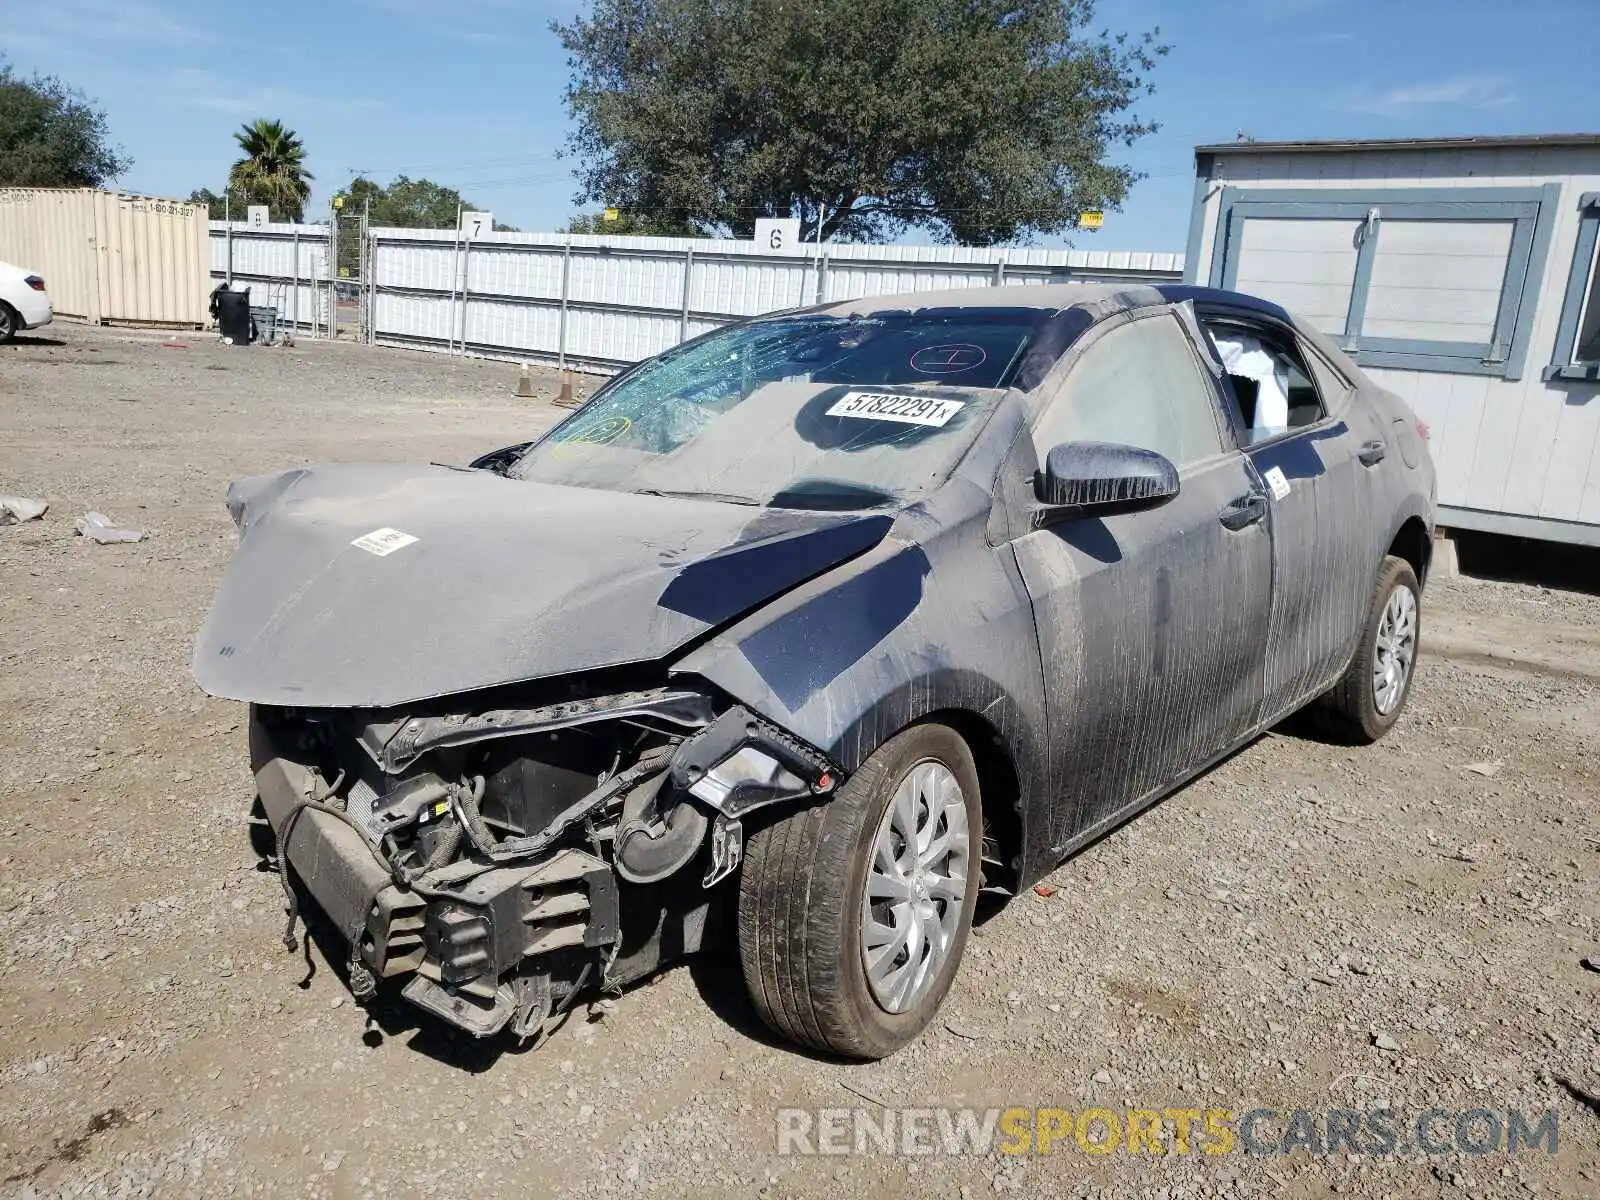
510,309,1050,509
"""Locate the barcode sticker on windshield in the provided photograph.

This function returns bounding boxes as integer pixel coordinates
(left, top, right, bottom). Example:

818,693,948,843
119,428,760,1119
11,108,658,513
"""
827,391,966,427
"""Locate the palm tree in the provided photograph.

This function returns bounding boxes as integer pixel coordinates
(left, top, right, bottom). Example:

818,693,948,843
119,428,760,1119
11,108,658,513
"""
228,119,312,222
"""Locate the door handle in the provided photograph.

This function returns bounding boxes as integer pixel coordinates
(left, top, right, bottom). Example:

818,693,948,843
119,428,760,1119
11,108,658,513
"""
1219,493,1268,531
1358,439,1387,467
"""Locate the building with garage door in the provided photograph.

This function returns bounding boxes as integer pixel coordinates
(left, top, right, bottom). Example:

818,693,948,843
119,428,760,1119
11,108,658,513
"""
1184,133,1600,548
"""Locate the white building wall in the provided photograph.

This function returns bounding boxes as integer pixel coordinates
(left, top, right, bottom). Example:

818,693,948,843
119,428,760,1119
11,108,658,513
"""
1188,143,1600,544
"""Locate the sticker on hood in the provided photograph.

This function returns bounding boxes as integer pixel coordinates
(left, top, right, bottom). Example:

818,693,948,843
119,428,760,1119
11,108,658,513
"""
351,527,419,556
826,391,965,427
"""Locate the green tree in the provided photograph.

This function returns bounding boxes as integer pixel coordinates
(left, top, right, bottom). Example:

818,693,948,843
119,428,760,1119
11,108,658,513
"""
555,0,1164,244
228,119,312,221
347,174,461,227
567,210,694,236
340,175,518,230
0,58,131,187
186,187,228,218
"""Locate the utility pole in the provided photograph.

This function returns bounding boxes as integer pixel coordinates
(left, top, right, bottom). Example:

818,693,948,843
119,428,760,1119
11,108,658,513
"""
224,187,233,287
812,198,825,305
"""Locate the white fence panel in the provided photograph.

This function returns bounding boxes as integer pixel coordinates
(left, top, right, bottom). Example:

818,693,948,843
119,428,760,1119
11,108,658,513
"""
689,254,811,315
209,221,332,333
211,222,1181,371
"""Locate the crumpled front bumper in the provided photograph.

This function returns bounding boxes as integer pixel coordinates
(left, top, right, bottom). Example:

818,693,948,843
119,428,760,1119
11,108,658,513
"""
252,721,427,977
252,716,621,1037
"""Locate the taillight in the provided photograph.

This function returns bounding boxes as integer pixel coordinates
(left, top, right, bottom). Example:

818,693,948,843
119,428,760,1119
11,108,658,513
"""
25,276,46,292
1415,419,1430,444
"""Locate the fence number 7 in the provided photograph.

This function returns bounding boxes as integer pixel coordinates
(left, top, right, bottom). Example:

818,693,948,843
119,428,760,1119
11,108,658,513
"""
460,211,492,239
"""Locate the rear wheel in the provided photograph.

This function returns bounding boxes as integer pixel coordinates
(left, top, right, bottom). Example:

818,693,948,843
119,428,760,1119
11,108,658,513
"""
1310,555,1420,743
736,722,981,1059
0,303,19,345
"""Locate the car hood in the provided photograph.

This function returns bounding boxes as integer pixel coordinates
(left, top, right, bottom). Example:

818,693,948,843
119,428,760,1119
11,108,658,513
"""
192,462,892,708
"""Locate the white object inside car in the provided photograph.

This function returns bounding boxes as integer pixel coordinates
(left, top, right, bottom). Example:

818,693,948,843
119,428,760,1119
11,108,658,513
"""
1213,335,1289,440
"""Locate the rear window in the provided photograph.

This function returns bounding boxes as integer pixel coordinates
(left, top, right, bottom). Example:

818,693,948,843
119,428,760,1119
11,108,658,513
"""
778,308,1048,389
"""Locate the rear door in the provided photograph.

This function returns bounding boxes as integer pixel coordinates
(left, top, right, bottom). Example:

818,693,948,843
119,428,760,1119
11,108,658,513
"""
1197,308,1380,724
1009,307,1273,851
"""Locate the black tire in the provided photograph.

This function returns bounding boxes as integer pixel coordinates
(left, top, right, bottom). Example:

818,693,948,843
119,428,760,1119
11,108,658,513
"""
0,303,18,345
1309,555,1421,743
736,722,982,1059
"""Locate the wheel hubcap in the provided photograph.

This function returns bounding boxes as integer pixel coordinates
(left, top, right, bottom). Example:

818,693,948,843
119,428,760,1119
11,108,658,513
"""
1372,583,1418,715
861,760,970,1014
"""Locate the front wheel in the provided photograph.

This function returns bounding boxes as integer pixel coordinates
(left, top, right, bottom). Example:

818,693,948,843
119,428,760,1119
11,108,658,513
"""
0,303,19,345
1310,555,1421,743
736,722,982,1059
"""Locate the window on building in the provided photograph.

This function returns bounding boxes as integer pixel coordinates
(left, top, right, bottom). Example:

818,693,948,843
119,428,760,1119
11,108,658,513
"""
1546,192,1600,380
1579,264,1600,362
1211,185,1560,381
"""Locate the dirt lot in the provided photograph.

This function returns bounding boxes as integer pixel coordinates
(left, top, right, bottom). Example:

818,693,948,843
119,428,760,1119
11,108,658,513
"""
1,324,1597,1199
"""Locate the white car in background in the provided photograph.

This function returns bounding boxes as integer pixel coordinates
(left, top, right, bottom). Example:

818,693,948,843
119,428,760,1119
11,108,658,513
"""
0,261,53,343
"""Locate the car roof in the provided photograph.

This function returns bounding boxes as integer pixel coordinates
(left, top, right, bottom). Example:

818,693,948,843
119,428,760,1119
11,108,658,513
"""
815,282,1155,317
811,281,1297,326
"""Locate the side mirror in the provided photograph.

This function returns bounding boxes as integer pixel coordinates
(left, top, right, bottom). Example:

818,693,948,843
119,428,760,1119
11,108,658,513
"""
1034,441,1179,520
468,442,533,475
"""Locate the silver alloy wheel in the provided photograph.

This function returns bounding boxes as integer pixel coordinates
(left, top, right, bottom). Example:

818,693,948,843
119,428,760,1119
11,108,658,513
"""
1372,583,1418,715
861,759,970,1014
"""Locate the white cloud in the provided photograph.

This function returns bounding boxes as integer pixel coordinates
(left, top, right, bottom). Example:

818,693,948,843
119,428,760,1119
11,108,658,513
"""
357,0,574,42
13,0,214,47
1339,72,1517,118
165,69,383,120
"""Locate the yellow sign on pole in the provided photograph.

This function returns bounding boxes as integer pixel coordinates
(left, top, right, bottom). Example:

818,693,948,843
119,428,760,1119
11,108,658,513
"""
1078,210,1104,231
333,195,345,211
602,207,621,222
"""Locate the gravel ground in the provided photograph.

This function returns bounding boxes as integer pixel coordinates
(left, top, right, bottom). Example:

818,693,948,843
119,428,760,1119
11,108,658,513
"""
1,324,1596,1199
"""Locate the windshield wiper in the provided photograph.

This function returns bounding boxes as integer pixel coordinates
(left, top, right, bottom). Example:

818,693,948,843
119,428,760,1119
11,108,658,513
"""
632,488,764,506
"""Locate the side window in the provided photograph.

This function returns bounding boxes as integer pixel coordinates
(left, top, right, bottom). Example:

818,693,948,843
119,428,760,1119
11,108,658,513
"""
1204,321,1328,446
1033,314,1224,468
1301,347,1353,411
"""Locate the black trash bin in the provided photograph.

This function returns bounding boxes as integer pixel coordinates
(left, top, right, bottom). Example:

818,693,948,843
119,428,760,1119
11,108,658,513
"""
215,287,253,345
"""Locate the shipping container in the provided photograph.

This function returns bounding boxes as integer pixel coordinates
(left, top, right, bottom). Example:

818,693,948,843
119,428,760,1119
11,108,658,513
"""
0,188,210,326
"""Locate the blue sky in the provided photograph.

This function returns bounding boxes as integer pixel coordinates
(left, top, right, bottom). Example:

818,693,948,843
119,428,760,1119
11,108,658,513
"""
1,0,1593,252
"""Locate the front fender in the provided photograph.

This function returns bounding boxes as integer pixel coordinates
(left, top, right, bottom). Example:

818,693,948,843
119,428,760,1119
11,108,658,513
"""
671,516,1052,883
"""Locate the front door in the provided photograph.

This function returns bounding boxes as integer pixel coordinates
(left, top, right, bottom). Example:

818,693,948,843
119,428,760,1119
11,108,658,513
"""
1009,308,1274,851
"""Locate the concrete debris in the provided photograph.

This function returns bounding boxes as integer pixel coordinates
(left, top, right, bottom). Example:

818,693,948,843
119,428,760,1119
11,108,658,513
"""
1372,1031,1402,1052
0,496,48,525
1462,760,1504,778
74,511,147,544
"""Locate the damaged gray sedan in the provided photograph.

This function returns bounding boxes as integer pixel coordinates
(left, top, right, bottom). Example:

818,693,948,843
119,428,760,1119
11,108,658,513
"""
194,283,1434,1059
